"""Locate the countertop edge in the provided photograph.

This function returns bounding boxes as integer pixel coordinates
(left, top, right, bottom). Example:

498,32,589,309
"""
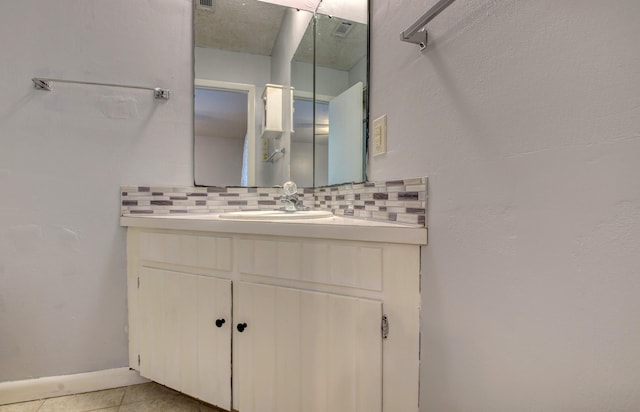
120,216,428,245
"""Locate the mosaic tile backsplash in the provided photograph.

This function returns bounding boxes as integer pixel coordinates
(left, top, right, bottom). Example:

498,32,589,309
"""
121,177,427,226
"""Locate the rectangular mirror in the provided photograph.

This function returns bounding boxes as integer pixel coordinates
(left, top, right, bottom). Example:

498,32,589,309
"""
194,0,368,187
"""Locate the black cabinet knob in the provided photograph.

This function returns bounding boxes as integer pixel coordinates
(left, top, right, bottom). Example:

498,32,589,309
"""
215,318,225,328
237,323,247,332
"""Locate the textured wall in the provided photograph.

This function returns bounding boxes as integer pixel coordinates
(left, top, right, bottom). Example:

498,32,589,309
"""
0,0,192,381
369,0,640,410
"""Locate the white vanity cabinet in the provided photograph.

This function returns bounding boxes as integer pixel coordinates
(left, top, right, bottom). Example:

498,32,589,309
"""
123,218,424,412
127,231,235,410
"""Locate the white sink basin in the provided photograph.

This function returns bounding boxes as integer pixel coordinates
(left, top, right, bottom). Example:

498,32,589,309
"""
219,210,333,221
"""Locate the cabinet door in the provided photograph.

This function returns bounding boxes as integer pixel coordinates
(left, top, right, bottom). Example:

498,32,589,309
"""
235,281,382,412
138,267,232,410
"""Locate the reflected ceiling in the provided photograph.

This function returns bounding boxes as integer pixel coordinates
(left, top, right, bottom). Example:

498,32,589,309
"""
293,16,367,71
194,0,366,71
194,0,285,56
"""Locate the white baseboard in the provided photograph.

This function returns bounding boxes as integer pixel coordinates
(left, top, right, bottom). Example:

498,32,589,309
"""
0,367,149,405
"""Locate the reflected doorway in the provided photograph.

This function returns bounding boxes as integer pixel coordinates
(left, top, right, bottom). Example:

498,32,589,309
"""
194,79,256,186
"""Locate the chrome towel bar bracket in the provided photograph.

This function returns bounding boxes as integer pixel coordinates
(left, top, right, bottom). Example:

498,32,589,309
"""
400,30,428,51
32,78,52,91
400,0,457,50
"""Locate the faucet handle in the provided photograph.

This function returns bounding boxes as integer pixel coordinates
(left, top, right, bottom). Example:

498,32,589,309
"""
283,181,297,196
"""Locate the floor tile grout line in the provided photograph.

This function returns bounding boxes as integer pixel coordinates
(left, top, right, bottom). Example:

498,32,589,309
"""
34,398,45,412
26,386,126,412
115,385,127,412
118,386,126,407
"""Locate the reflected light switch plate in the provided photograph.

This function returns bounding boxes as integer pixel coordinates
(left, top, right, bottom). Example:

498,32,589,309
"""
373,114,387,156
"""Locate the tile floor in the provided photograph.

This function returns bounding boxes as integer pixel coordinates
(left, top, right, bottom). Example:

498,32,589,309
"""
0,382,227,412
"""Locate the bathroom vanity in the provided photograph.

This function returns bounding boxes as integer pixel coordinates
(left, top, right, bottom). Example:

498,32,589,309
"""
121,213,427,412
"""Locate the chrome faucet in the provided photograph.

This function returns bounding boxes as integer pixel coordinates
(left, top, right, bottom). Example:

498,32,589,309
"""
280,181,309,212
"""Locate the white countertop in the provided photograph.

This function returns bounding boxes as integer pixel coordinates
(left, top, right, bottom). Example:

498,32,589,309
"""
120,213,428,245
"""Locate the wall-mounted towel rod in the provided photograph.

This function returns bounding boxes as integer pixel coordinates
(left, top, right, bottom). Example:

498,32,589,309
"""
31,78,170,100
400,0,457,50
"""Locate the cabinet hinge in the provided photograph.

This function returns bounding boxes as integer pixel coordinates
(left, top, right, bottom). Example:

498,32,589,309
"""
382,314,389,339
138,354,141,366
137,277,140,289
